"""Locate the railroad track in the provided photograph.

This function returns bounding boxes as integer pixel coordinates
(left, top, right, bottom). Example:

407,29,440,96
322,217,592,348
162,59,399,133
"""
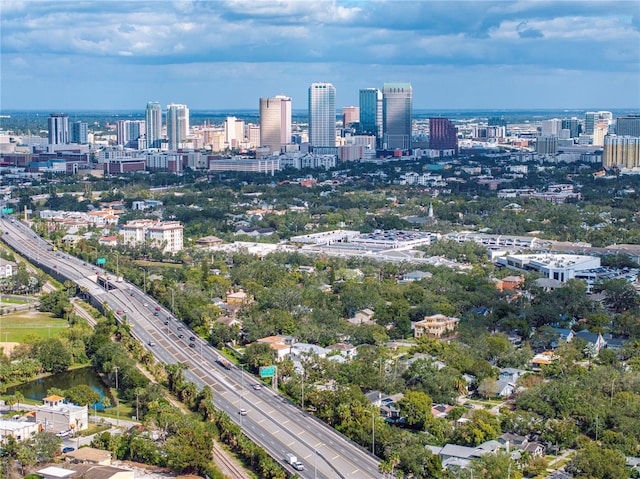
213,441,253,479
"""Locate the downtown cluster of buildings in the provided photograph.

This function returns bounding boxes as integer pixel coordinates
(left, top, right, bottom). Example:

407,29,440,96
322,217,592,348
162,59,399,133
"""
0,84,639,175
0,82,462,175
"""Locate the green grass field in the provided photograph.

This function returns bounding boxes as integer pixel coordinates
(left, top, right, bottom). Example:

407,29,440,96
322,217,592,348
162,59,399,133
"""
0,297,30,305
0,311,68,342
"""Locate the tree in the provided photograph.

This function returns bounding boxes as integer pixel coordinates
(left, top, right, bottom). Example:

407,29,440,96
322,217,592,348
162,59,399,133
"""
397,391,433,430
597,278,640,313
65,385,101,407
471,451,522,479
243,343,274,372
34,338,73,373
566,441,626,479
29,431,62,463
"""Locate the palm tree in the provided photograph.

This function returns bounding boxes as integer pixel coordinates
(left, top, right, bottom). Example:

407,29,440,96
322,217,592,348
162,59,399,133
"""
14,392,24,411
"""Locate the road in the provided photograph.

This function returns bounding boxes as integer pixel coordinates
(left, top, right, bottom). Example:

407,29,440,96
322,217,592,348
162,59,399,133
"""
0,217,382,479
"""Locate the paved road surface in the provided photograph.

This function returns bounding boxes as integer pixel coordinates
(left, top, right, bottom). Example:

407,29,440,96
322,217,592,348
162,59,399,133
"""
1,218,382,479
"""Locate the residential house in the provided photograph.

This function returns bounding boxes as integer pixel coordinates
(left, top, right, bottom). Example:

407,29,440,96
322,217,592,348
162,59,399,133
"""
348,308,375,326
414,314,460,339
225,290,253,308
495,275,524,292
66,464,134,479
326,342,358,359
0,258,17,278
256,335,295,361
573,329,606,353
400,270,433,282
531,351,555,370
98,235,118,247
65,447,112,465
431,404,454,418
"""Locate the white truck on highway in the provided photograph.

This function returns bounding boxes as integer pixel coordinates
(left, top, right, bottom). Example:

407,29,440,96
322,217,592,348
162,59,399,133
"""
286,453,305,471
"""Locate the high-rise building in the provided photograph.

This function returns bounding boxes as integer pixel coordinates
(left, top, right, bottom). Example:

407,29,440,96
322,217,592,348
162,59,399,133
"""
536,136,558,155
116,120,146,147
48,113,69,145
70,121,88,144
383,83,412,150
541,119,562,137
166,103,189,150
259,95,292,154
561,118,581,138
603,135,640,169
308,82,336,148
585,111,613,135
593,122,609,147
224,117,245,149
359,88,383,140
145,101,163,149
429,118,458,153
616,115,640,137
342,106,360,129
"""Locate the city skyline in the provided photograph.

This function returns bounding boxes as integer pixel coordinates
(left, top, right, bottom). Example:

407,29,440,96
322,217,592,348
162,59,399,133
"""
1,1,639,111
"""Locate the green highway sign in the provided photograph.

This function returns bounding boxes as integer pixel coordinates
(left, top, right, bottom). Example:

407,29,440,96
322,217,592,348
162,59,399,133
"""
96,258,106,265
259,365,275,378
1,208,14,214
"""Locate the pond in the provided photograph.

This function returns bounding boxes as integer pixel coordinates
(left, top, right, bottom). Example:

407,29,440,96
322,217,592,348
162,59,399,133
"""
7,366,113,410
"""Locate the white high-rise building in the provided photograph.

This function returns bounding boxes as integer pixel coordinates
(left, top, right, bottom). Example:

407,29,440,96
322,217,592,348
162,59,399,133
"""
166,103,189,150
541,119,562,137
224,117,245,149
308,82,336,148
145,102,163,149
116,120,146,147
48,114,69,145
260,96,292,154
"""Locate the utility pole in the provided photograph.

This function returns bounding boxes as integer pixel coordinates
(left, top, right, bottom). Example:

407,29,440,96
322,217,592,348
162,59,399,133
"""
136,391,139,421
113,366,119,390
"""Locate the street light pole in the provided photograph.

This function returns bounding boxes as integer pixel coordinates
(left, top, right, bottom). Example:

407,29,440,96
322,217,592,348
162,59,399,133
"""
369,408,376,455
301,369,305,411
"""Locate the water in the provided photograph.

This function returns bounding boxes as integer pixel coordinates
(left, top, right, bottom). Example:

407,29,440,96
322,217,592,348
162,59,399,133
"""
6,366,112,410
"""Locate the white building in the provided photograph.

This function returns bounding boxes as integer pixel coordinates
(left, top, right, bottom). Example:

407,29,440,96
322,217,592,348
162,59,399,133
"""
120,219,184,253
0,419,40,442
35,395,88,434
496,254,600,282
0,258,17,278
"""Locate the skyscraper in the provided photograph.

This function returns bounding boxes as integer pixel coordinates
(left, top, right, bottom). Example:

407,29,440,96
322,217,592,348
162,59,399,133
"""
166,103,189,150
308,82,336,148
48,113,69,144
70,121,88,144
429,118,458,153
359,88,382,143
616,115,640,137
383,83,412,150
145,101,163,149
116,120,146,147
585,111,613,135
561,118,581,138
259,95,292,154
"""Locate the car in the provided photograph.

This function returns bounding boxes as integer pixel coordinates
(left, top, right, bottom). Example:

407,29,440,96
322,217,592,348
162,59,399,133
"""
239,408,247,416
292,462,305,471
83,262,87,266
153,311,159,316
116,310,123,315
178,334,184,339
148,341,156,347
177,326,183,331
189,342,196,348
62,447,75,454
143,303,148,307
253,384,262,390
164,321,169,325
189,336,196,341
53,265,57,269
155,306,161,311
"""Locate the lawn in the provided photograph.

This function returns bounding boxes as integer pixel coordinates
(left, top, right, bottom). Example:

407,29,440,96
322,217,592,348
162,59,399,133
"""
0,311,68,343
0,297,30,305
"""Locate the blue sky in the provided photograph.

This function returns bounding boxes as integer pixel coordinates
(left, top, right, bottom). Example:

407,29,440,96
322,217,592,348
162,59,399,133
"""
1,1,639,111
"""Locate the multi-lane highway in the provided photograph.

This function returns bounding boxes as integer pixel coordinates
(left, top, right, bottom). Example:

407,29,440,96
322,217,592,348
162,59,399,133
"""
0,217,382,479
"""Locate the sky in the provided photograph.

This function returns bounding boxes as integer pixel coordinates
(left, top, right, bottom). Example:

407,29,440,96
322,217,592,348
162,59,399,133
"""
1,0,639,111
